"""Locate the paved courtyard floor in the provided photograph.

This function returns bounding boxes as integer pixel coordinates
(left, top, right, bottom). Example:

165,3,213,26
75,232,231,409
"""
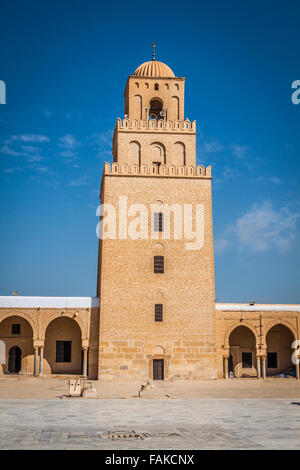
0,378,300,449
0,398,300,449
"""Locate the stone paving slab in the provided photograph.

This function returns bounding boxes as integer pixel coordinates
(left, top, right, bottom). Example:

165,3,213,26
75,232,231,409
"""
0,398,299,449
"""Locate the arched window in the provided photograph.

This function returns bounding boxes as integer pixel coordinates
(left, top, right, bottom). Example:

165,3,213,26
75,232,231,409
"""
154,83,159,90
149,98,163,120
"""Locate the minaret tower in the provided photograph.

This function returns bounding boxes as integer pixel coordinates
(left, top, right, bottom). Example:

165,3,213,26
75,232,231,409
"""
97,47,216,381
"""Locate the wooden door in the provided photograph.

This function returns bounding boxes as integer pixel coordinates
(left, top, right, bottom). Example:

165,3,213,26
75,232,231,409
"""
153,359,164,380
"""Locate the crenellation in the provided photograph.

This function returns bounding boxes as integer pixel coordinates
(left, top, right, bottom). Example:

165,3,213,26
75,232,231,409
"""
115,117,196,133
103,162,211,178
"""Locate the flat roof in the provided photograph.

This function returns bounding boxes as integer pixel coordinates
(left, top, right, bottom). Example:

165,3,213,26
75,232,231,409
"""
215,303,300,312
0,296,100,309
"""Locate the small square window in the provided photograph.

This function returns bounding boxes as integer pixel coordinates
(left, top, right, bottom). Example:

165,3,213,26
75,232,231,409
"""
12,324,21,334
154,212,163,232
56,341,72,363
155,304,163,322
154,255,164,273
242,352,252,368
267,352,278,368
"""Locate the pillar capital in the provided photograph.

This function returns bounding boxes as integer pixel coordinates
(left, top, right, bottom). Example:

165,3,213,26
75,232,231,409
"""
223,348,230,358
33,340,44,348
81,339,89,349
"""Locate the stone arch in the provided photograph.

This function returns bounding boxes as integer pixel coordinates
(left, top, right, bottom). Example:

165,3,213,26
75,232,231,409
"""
153,289,166,300
151,197,168,206
264,320,296,342
0,311,38,340
149,97,163,120
44,316,83,375
173,142,186,166
150,142,166,165
224,322,258,349
134,94,142,120
150,241,166,254
0,315,35,374
41,313,87,340
227,324,258,378
152,345,165,356
266,323,296,377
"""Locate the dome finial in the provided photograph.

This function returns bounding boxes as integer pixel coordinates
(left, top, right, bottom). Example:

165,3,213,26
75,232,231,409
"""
152,42,156,61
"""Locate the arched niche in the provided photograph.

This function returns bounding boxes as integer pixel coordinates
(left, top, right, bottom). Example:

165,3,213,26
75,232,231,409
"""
173,142,186,166
0,315,34,374
134,94,142,120
229,325,257,378
44,316,82,375
170,96,179,120
150,142,166,166
266,324,295,377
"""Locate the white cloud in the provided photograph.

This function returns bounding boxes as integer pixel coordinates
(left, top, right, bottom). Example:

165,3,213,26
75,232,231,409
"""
232,145,249,159
268,176,281,185
0,135,47,163
88,130,113,158
68,175,88,187
59,150,76,159
58,134,80,149
215,200,300,254
11,134,49,143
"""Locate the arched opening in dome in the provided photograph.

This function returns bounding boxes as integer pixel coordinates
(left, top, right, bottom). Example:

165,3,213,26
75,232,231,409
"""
149,98,163,120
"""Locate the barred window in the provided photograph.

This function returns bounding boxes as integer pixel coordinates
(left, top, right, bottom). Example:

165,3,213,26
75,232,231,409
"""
12,324,21,334
154,212,164,232
155,304,163,322
154,255,164,273
56,341,72,363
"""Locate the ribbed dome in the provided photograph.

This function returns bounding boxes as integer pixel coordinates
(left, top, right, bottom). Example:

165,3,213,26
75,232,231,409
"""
134,60,175,78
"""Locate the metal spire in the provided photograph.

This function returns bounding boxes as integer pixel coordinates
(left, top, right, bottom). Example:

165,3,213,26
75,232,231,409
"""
152,42,156,61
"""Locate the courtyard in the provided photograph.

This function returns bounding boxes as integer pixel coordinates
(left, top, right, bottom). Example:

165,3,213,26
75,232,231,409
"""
0,378,299,449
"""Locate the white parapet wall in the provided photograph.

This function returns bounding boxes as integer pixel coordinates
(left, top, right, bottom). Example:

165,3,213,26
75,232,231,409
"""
0,296,100,309
215,303,300,312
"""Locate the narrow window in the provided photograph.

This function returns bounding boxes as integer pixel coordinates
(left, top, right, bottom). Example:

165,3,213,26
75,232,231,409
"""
56,341,72,363
242,352,252,368
267,352,278,368
154,212,164,232
155,304,163,322
154,83,159,90
12,324,21,334
154,255,164,273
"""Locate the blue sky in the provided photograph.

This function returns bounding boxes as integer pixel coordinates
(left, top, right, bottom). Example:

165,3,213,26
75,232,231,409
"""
0,0,299,302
